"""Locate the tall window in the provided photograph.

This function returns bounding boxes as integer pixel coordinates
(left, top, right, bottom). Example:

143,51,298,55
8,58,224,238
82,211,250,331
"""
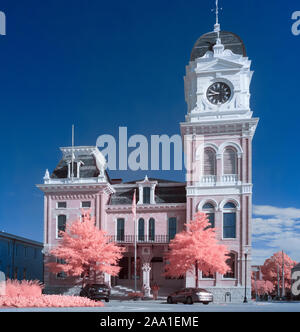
143,187,151,204
204,148,216,176
57,215,67,238
138,218,145,241
117,218,125,242
149,218,155,241
223,148,237,175
202,203,215,229
224,253,236,279
223,202,237,239
168,217,177,240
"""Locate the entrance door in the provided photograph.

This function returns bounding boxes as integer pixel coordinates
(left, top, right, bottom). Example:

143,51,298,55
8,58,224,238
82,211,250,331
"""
151,257,164,285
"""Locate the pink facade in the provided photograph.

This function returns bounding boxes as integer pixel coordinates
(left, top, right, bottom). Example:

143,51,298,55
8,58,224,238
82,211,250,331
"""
37,25,259,303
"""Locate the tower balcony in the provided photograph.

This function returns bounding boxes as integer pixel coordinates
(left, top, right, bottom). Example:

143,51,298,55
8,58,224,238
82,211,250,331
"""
197,174,239,187
108,235,171,244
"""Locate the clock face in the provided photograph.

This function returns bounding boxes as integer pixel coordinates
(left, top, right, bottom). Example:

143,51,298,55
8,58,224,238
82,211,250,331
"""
206,82,232,105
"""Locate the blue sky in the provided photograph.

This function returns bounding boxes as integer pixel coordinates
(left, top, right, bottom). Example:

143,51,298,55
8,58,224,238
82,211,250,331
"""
0,0,299,264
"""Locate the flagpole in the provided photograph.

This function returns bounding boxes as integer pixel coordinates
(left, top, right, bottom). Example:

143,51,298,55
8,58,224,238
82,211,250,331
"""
134,213,137,293
71,124,74,182
132,189,137,293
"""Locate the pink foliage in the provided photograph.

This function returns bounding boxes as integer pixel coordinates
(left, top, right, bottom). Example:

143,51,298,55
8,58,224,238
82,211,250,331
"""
252,279,274,296
47,210,125,284
0,295,104,308
5,279,43,298
165,212,229,287
0,279,104,308
261,251,297,290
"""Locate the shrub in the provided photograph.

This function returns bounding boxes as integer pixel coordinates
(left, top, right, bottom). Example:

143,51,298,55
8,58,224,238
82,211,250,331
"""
5,279,43,298
0,295,104,308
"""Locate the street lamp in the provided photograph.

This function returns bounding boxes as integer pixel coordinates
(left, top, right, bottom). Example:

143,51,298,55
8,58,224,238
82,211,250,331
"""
244,248,249,303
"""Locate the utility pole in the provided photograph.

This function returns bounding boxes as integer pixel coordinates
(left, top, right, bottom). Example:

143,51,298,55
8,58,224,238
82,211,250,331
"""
282,250,285,299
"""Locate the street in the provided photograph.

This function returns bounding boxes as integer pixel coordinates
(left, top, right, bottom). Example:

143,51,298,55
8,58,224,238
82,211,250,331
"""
0,300,300,312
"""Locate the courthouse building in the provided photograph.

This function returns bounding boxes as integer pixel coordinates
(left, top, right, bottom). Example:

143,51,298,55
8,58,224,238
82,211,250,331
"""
37,19,259,302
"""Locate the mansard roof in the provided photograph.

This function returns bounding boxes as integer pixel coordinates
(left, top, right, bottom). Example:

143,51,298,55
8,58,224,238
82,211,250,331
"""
109,179,186,205
51,146,103,179
191,31,246,61
51,154,100,179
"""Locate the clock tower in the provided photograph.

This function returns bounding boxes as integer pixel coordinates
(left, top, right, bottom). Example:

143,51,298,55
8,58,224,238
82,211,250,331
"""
181,9,259,302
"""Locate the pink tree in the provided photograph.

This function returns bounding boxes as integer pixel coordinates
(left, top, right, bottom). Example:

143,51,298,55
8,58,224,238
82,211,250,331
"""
261,251,297,293
48,210,125,286
164,212,230,288
251,276,274,297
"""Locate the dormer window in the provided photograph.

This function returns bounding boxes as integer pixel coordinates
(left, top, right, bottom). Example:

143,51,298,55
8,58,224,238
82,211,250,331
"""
137,176,158,205
143,187,151,204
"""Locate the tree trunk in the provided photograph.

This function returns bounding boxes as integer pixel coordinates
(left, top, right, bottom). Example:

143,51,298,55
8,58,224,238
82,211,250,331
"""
195,261,199,289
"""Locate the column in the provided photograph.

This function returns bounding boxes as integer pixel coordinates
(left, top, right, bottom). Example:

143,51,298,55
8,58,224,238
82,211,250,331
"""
95,194,100,229
138,186,143,204
142,263,151,298
150,184,156,204
216,154,222,183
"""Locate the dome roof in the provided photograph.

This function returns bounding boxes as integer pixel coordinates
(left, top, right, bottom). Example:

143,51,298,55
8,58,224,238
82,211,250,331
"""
190,31,246,61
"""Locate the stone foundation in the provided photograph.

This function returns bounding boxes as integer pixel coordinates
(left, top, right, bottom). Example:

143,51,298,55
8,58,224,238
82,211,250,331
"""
205,287,251,304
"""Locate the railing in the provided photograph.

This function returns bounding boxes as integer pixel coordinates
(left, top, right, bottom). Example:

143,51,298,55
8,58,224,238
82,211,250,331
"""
221,175,238,183
108,235,171,244
200,175,217,184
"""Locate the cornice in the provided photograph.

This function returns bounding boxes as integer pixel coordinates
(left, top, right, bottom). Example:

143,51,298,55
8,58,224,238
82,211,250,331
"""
181,117,259,137
106,203,186,213
36,183,115,195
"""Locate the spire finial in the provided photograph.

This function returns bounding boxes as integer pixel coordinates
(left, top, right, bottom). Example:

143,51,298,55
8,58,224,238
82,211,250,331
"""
216,0,219,25
213,0,222,39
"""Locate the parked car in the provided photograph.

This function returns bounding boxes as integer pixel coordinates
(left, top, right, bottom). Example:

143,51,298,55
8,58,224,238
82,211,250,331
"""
167,288,213,305
79,283,111,302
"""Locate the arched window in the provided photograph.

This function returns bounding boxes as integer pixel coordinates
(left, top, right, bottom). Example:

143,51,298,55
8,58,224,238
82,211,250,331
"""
224,253,236,279
138,218,145,242
204,148,216,176
57,215,66,238
149,218,155,241
202,203,215,229
223,147,237,175
223,202,237,239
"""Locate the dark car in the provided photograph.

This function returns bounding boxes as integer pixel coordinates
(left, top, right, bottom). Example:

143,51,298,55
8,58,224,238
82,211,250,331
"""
79,283,111,302
167,288,213,305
